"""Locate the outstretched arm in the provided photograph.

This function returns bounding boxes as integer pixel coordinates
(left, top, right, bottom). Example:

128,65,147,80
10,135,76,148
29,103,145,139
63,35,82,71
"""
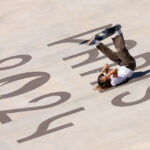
100,64,110,74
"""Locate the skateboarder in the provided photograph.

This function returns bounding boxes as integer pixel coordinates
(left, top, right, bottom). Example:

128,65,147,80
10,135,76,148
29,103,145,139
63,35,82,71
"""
86,25,136,90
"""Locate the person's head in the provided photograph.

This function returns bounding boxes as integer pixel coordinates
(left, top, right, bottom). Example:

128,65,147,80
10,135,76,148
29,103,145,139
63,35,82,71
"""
97,73,111,89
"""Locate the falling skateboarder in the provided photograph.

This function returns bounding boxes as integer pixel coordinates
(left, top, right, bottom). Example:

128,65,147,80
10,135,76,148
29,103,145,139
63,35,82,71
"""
84,24,136,90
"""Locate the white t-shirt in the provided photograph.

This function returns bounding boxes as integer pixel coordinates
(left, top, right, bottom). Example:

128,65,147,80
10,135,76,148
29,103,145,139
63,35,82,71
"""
110,66,134,86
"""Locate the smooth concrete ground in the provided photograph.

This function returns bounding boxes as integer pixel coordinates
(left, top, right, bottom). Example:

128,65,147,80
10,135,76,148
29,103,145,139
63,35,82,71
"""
0,0,150,150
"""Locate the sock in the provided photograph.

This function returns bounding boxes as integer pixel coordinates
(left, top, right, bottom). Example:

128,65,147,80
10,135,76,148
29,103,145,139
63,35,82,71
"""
95,40,101,46
117,29,122,36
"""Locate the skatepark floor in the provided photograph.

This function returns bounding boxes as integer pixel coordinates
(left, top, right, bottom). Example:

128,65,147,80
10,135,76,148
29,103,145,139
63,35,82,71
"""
0,0,150,150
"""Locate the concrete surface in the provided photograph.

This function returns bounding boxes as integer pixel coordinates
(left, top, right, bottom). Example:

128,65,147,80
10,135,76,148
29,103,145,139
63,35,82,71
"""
0,0,150,150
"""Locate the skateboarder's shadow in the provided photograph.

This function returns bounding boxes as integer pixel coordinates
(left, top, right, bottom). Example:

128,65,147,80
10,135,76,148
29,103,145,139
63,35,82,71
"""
131,69,150,79
115,69,150,86
100,69,150,93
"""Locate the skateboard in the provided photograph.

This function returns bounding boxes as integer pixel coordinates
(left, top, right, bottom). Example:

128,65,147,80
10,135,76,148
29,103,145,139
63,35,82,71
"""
80,24,121,45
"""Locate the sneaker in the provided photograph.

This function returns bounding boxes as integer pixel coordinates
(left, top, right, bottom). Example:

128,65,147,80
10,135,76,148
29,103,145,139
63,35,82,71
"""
86,24,122,46
86,35,102,46
101,24,121,36
115,24,121,31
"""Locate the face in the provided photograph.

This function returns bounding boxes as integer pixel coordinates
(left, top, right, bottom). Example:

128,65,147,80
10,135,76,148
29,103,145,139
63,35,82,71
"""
98,75,111,89
100,76,108,82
